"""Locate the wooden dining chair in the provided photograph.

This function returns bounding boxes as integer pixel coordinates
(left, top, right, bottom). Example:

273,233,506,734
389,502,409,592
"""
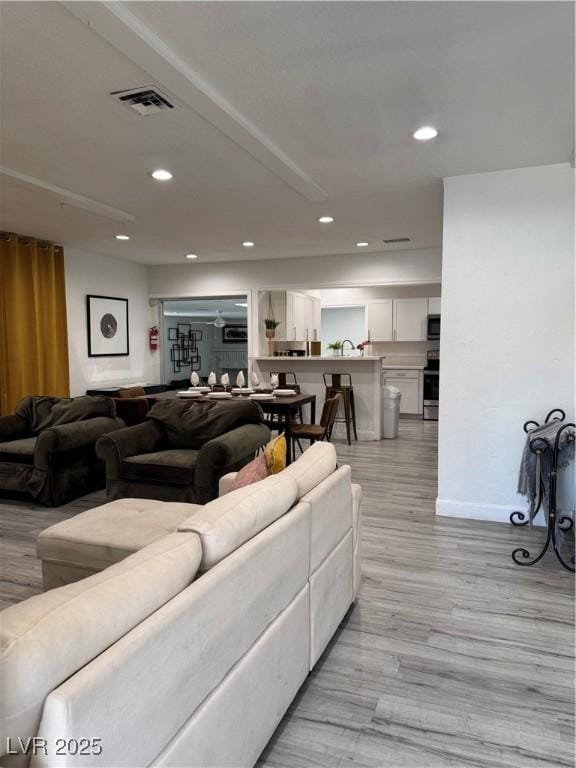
288,394,341,460
267,373,302,430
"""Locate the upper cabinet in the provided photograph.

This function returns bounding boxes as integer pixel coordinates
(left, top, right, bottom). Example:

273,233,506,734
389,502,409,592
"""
366,297,429,342
428,297,441,315
305,294,321,341
393,298,428,341
260,290,321,345
366,300,393,342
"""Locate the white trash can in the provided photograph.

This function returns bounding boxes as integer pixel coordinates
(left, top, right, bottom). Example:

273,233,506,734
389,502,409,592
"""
381,385,401,439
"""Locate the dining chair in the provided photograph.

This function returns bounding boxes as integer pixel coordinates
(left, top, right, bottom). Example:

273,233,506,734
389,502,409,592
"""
287,394,341,460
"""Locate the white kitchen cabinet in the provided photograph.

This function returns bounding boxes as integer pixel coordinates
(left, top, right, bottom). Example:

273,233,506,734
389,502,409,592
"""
382,369,422,415
366,300,393,341
428,297,441,315
393,298,428,341
308,296,322,341
260,290,321,346
290,292,308,341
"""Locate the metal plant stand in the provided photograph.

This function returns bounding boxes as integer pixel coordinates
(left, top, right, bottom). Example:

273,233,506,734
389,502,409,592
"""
510,409,575,572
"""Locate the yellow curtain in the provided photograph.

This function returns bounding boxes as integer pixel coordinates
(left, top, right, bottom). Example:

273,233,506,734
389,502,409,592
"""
0,233,70,415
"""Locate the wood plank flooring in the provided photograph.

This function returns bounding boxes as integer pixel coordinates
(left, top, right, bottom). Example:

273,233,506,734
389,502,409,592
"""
1,420,574,767
259,421,574,768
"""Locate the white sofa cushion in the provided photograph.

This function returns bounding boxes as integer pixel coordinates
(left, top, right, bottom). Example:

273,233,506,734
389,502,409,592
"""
0,533,201,751
153,586,310,768
310,529,354,667
37,498,202,573
178,474,298,570
281,441,337,499
302,465,353,573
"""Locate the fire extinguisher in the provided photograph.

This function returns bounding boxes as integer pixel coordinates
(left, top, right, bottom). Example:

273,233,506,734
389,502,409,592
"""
149,326,159,351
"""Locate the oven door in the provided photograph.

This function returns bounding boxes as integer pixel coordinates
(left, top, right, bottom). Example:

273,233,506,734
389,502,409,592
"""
423,371,439,420
427,315,441,340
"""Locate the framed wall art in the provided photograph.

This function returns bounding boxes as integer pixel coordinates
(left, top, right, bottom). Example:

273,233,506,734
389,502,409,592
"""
222,325,248,344
87,295,129,357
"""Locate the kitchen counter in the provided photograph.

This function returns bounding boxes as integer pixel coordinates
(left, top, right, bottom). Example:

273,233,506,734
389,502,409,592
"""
251,355,383,362
252,355,383,440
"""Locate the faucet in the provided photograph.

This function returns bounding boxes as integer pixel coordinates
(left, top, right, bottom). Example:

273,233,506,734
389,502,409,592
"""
341,339,355,356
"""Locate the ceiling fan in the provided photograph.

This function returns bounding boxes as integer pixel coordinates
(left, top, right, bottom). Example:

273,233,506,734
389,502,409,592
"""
200,310,226,328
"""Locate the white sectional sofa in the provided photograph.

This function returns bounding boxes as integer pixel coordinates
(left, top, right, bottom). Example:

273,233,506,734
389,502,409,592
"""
0,442,362,768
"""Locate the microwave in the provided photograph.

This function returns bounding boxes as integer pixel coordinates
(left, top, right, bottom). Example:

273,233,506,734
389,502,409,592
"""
427,314,441,341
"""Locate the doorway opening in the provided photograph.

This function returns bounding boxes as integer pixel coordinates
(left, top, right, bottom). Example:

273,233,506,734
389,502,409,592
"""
162,297,248,387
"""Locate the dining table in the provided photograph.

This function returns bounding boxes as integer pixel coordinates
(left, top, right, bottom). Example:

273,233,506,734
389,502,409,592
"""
139,389,317,464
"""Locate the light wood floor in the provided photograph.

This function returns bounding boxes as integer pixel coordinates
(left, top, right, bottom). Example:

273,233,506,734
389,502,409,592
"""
1,420,574,767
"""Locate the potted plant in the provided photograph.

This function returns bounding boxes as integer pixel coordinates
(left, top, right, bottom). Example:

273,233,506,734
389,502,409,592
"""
327,340,343,356
264,318,280,340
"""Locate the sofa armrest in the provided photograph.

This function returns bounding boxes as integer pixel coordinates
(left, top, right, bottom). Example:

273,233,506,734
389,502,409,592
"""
95,421,164,480
195,423,270,496
218,472,238,496
0,413,30,442
34,417,125,470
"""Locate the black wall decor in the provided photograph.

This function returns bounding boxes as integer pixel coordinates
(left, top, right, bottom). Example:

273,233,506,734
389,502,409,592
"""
222,325,248,344
168,324,202,373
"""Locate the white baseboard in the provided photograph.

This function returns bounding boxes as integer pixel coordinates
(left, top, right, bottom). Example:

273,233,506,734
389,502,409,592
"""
435,497,547,527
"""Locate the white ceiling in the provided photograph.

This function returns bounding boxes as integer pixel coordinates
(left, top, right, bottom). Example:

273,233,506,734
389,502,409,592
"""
0,1,573,266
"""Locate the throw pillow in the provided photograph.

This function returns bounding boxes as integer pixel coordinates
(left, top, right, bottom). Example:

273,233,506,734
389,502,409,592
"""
264,433,287,474
230,454,270,491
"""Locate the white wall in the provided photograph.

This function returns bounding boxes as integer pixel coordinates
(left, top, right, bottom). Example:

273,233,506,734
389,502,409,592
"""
148,248,442,297
438,163,574,523
321,306,366,353
65,248,156,395
320,284,440,305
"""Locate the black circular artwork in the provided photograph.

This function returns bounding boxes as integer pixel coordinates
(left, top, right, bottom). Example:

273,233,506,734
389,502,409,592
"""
100,313,118,339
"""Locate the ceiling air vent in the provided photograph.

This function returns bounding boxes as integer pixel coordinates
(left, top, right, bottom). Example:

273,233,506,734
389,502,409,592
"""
111,86,175,116
382,237,411,245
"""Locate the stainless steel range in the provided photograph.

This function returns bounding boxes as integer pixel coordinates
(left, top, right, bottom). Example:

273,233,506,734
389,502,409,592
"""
423,350,439,421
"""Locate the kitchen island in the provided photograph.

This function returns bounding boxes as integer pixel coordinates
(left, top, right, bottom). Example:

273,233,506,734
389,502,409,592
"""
251,355,384,440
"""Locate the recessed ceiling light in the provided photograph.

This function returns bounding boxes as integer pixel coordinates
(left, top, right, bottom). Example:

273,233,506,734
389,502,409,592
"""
242,241,255,248
151,169,173,181
185,253,198,260
356,242,369,247
318,216,334,223
235,302,248,308
115,234,130,241
413,126,438,141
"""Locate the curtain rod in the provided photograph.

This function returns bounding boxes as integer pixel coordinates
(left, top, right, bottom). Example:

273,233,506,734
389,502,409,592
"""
0,231,63,249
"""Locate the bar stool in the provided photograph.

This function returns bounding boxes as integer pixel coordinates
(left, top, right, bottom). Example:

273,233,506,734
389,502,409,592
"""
322,372,358,445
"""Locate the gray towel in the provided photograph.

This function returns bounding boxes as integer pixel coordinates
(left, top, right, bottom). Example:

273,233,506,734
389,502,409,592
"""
517,420,575,523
